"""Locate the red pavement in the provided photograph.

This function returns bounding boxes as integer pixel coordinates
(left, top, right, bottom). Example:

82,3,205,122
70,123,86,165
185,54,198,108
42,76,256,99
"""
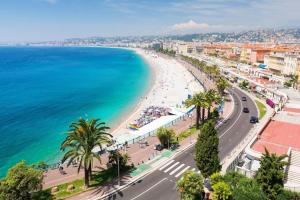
43,113,196,188
252,120,300,155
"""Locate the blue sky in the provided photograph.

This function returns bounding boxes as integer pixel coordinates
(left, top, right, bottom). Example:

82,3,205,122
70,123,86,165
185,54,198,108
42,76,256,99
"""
0,0,299,42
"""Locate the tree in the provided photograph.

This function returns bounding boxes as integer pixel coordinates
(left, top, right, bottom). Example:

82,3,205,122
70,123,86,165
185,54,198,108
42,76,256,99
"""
60,118,112,188
290,74,299,89
107,150,131,172
255,148,288,200
232,177,267,200
239,80,249,90
177,170,204,200
195,120,221,178
185,92,207,128
210,172,223,186
216,77,229,95
156,127,176,148
205,89,221,118
0,161,43,200
212,181,232,200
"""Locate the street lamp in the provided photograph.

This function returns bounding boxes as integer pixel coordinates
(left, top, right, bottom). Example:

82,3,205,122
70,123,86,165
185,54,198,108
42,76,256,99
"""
117,152,120,186
110,140,121,186
189,114,193,144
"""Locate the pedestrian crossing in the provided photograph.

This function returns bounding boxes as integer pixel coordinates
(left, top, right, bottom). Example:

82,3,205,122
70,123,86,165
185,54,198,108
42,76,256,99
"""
158,159,200,178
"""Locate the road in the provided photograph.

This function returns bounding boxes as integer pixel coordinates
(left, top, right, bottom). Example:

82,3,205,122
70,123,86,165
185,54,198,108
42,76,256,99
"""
99,87,258,200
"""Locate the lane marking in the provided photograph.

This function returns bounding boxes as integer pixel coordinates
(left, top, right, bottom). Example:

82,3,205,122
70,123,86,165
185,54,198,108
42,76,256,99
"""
175,166,190,178
159,160,174,171
219,89,243,139
130,178,167,200
215,88,236,129
164,162,180,173
191,168,195,171
169,164,185,175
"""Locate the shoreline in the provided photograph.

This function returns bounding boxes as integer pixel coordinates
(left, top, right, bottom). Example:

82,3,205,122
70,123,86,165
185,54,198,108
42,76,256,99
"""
108,48,204,139
107,48,156,133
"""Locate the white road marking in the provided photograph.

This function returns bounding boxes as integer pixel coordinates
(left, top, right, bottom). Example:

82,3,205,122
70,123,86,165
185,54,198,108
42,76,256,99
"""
175,166,190,178
219,89,243,139
164,162,180,173
159,160,174,171
130,178,167,200
169,164,185,175
191,168,195,171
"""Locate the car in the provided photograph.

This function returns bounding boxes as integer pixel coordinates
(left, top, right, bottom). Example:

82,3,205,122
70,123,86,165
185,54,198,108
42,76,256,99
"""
250,116,259,123
241,96,247,101
243,107,249,113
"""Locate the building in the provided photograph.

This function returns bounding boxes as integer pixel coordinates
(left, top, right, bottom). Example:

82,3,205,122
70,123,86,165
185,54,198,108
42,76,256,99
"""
250,49,271,64
264,53,300,76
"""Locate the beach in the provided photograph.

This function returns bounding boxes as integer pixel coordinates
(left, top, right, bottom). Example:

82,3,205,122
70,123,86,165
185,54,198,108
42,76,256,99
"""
111,48,204,140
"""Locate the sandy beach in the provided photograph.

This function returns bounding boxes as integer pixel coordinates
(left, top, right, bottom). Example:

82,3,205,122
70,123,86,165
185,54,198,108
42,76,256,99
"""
111,48,203,139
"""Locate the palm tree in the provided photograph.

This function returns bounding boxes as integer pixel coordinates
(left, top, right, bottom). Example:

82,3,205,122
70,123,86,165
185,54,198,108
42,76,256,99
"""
211,65,221,79
201,94,209,122
60,118,112,188
290,74,299,89
216,77,230,95
205,89,221,118
185,92,206,128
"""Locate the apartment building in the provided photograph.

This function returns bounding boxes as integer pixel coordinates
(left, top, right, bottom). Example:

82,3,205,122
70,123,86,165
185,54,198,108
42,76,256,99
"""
264,53,300,76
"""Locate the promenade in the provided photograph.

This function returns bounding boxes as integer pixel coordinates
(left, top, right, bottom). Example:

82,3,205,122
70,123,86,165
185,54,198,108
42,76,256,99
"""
42,54,233,200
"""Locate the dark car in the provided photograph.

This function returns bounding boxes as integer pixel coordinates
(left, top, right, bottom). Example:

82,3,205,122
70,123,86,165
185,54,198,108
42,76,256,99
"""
250,116,259,123
243,107,249,113
242,96,247,101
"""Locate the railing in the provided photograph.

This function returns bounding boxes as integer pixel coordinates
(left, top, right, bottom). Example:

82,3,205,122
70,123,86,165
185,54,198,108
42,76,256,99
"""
45,106,195,170
235,166,257,178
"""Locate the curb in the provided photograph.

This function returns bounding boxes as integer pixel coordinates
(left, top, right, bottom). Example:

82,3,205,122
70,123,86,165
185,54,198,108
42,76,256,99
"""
221,86,274,172
90,96,235,199
93,142,196,200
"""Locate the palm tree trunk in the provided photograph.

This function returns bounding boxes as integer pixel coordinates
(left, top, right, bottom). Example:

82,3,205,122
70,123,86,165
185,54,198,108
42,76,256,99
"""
88,163,92,181
196,106,200,128
208,107,211,119
202,107,205,122
84,167,89,188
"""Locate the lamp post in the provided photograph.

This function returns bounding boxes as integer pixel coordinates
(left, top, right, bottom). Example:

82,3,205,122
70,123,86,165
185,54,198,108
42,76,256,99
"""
117,152,120,186
189,114,193,143
111,139,121,187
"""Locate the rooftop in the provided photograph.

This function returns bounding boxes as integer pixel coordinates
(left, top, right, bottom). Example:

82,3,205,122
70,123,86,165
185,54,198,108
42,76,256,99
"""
251,120,300,155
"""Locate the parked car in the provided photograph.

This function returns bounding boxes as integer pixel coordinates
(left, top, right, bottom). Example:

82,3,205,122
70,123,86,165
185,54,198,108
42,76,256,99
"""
241,96,247,101
250,116,259,123
243,107,249,113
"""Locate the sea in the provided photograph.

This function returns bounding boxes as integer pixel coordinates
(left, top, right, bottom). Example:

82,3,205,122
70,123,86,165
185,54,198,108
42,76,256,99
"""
0,46,150,177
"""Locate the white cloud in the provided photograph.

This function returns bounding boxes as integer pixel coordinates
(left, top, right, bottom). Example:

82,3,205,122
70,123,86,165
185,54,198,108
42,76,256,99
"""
171,20,222,31
168,20,247,34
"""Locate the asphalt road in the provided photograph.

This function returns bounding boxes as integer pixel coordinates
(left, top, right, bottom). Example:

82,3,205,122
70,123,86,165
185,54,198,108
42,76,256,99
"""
100,87,258,200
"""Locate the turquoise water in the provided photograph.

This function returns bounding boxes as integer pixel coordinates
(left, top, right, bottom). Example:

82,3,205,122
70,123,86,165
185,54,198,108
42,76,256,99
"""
0,47,150,177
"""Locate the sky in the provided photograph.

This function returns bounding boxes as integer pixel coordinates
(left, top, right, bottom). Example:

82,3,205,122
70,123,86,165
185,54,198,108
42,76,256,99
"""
0,0,299,42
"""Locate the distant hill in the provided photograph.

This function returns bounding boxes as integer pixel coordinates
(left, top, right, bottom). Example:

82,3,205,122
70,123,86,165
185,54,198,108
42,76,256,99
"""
166,28,300,43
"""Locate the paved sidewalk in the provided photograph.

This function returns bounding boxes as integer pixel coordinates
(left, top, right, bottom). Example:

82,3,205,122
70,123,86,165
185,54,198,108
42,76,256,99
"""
66,96,234,200
43,111,197,188
43,56,234,200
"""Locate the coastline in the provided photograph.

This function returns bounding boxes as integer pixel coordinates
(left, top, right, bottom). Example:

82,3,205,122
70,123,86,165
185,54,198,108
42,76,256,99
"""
108,48,204,138
107,48,156,133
